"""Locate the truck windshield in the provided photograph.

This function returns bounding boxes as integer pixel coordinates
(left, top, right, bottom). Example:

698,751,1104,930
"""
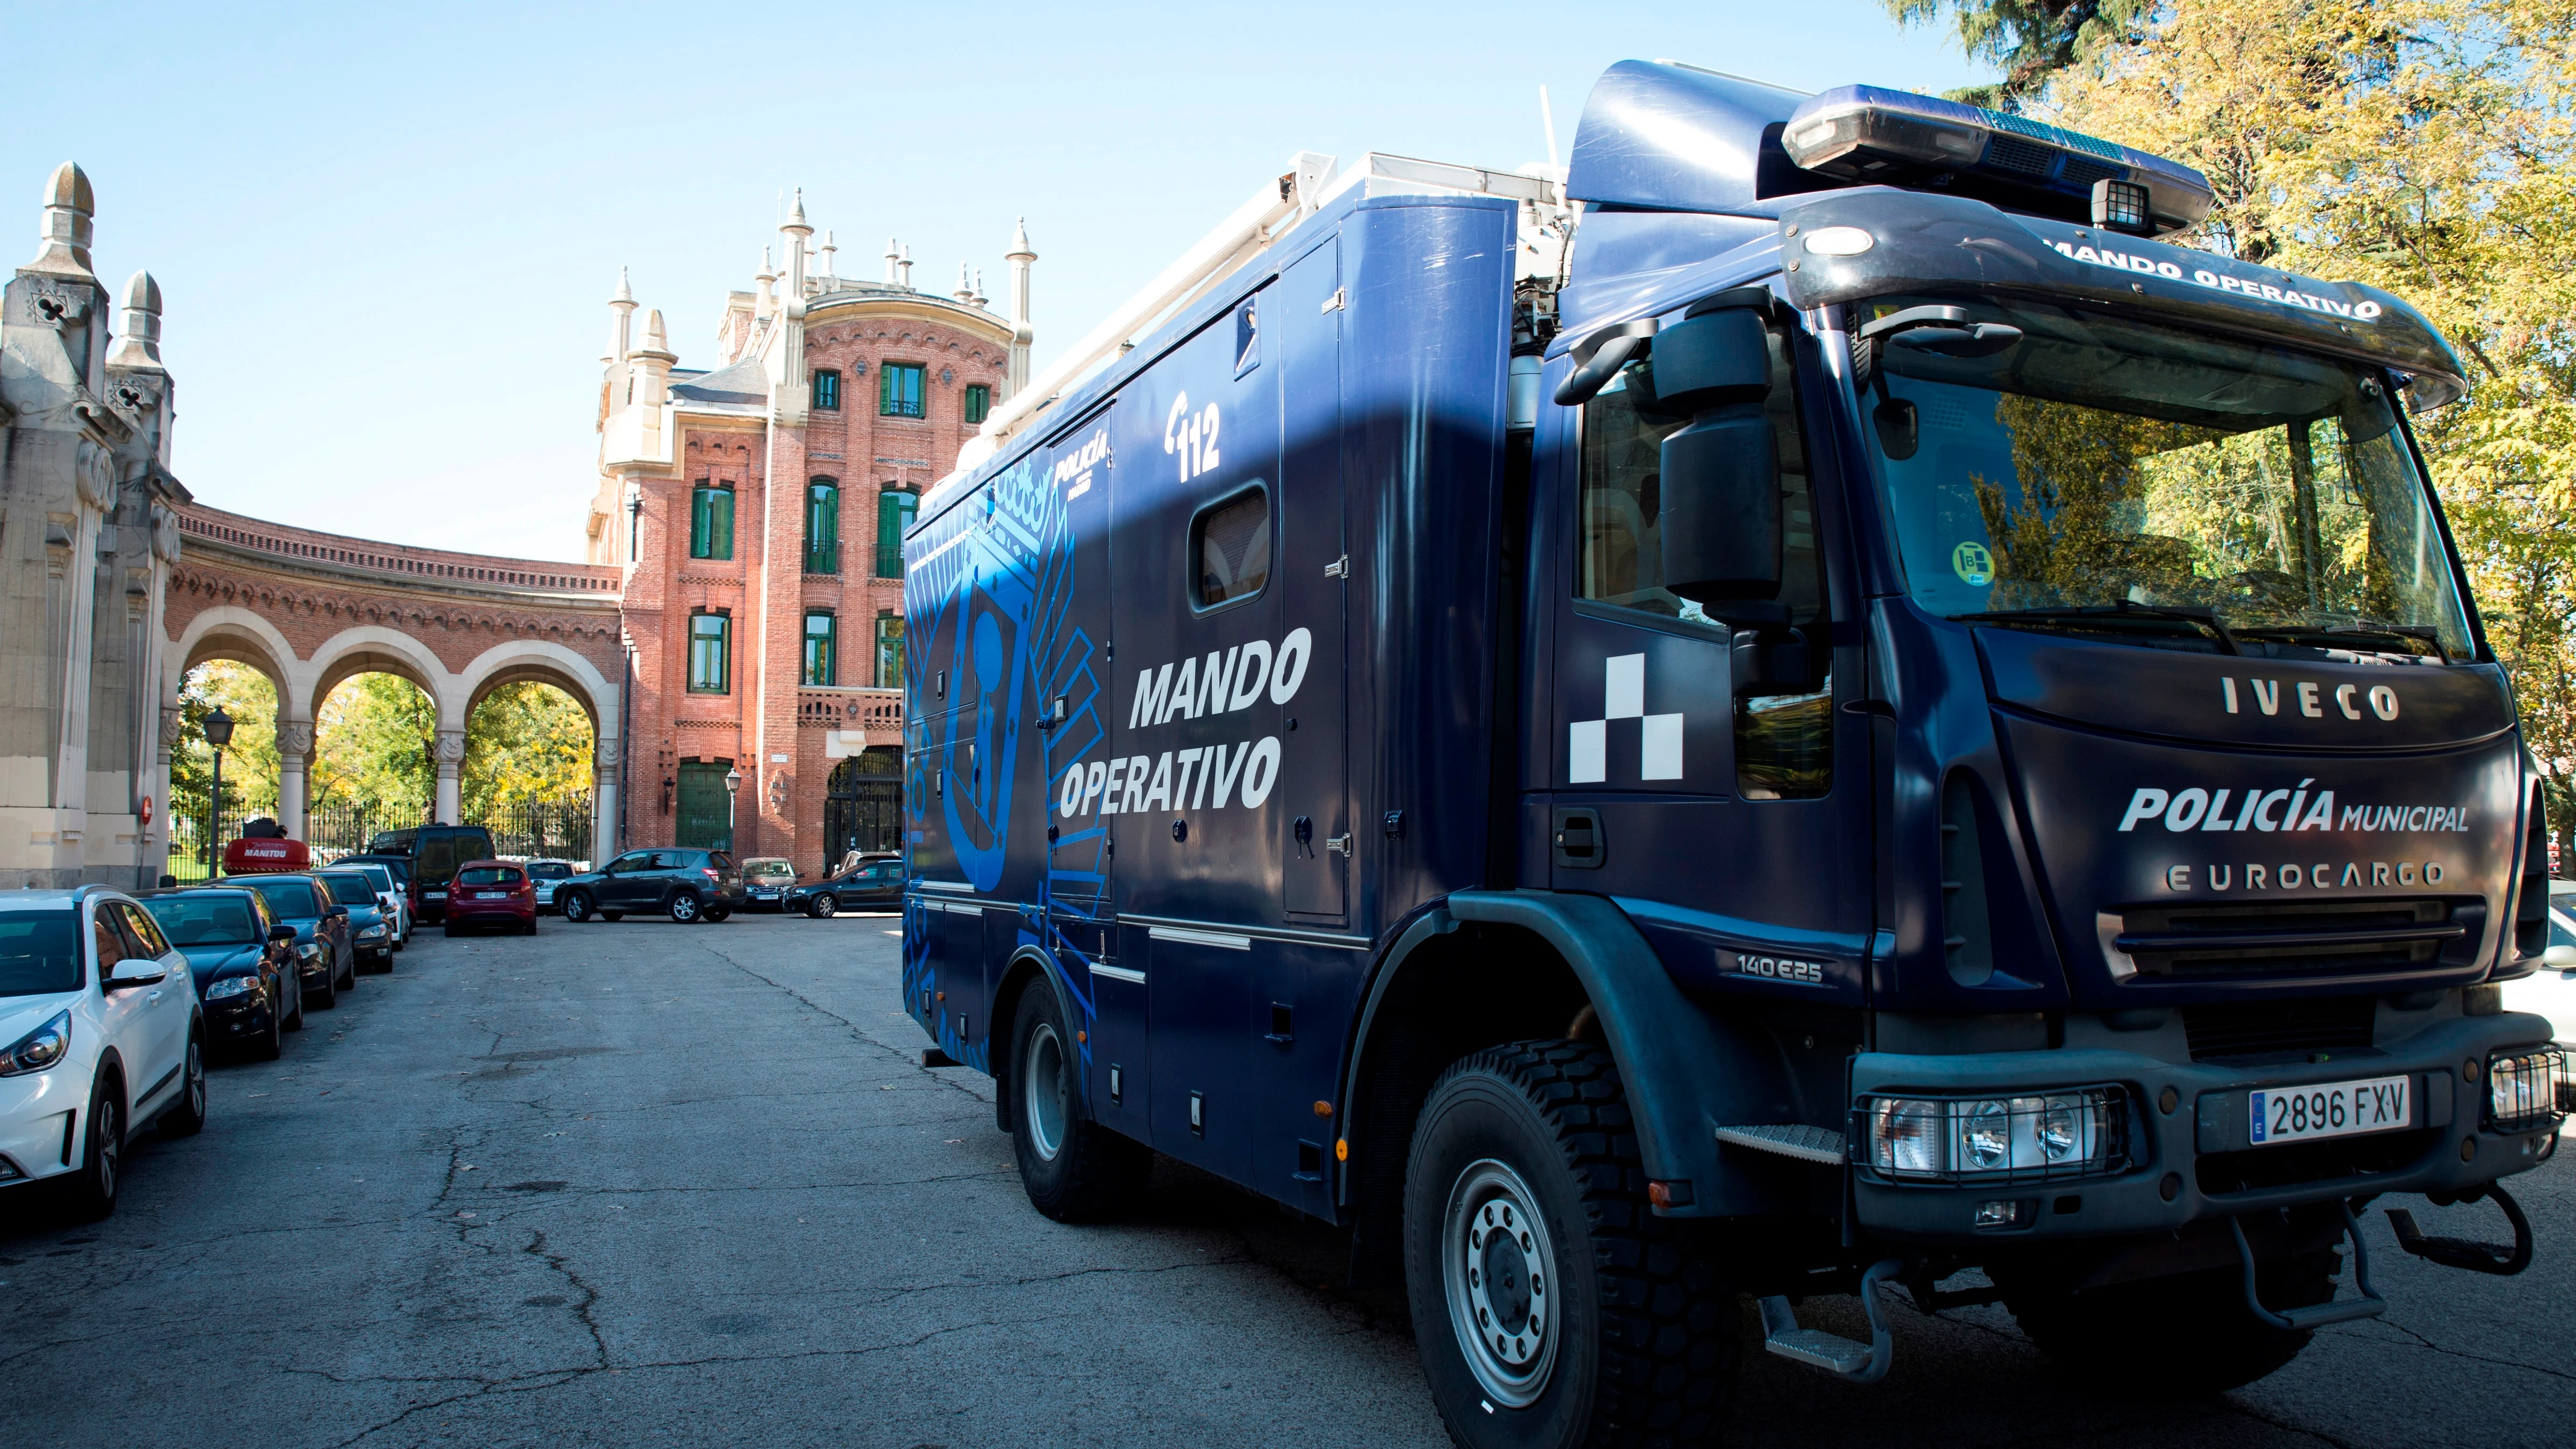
1861,294,2474,661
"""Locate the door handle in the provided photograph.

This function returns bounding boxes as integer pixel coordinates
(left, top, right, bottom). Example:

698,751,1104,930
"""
1326,835,1352,857
147,990,163,1002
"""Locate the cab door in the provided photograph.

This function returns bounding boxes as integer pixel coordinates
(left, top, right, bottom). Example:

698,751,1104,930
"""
1273,238,1349,923
86,903,158,1107
1541,302,1873,998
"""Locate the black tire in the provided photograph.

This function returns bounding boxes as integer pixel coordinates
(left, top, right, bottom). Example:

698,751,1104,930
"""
561,891,595,924
2001,1252,2339,1395
523,917,539,935
161,1029,208,1138
1007,984,1149,1222
284,974,307,1032
59,1073,123,1222
337,950,356,991
705,906,730,923
1402,1041,1742,1449
252,997,284,1059
668,892,702,924
310,963,338,1010
602,911,624,922
807,894,837,919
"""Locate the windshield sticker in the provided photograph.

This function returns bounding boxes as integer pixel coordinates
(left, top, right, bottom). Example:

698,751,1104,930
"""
2046,240,2383,322
1951,541,1994,586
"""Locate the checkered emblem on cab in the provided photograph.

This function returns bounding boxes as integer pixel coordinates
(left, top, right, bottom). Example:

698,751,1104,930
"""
1569,653,1683,783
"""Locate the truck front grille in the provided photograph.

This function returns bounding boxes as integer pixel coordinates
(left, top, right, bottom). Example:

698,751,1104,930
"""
2181,996,2377,1062
2114,897,2465,979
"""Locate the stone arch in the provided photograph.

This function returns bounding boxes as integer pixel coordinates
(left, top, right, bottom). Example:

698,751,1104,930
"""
457,640,623,862
305,626,458,729
171,604,301,701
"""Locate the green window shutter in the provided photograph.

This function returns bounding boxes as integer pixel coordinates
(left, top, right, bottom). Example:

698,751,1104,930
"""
880,364,924,418
813,369,841,410
711,486,734,560
689,484,712,558
875,614,906,688
804,612,837,686
964,385,990,425
875,489,917,578
806,481,841,574
689,614,730,693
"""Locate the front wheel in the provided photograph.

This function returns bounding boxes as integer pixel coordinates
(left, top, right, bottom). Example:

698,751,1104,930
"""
2001,1252,2339,1395
60,1075,123,1222
807,894,837,919
1403,1041,1742,1449
1008,985,1149,1222
561,891,595,924
668,892,701,924
705,906,730,923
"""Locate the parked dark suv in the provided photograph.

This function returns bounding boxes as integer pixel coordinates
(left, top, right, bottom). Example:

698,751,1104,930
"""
361,824,496,925
556,849,742,924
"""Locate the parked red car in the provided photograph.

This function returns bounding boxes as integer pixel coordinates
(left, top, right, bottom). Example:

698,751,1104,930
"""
443,860,537,936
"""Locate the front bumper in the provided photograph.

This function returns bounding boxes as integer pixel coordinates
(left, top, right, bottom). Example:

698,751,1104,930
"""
1848,1011,2560,1242
0,1064,86,1185
203,986,277,1038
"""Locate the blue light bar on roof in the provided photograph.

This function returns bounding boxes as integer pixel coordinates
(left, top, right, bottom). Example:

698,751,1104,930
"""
1782,85,2213,236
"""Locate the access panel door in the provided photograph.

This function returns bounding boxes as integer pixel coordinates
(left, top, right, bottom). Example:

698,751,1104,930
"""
1273,239,1349,923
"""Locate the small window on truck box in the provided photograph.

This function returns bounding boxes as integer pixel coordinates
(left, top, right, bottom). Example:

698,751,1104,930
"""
1191,484,1272,610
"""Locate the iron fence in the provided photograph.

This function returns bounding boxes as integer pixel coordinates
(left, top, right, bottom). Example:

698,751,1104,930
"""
165,793,595,880
165,784,280,884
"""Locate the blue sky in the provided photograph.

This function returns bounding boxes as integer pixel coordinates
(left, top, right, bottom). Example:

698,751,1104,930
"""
5,2,1988,561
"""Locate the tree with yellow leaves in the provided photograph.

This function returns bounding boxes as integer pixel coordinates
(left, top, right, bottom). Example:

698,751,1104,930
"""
1893,0,2576,851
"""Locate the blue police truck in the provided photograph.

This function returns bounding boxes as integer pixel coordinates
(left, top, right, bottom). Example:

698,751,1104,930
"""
902,60,2569,1445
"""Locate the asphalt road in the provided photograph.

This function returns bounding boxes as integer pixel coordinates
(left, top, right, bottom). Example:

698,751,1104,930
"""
1,913,2568,1448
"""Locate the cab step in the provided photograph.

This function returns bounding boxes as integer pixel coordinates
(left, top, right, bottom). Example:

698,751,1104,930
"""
1715,1122,1846,1164
1756,1257,1901,1383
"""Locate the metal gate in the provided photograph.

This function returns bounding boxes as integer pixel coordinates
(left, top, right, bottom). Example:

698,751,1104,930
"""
822,748,902,870
676,762,734,850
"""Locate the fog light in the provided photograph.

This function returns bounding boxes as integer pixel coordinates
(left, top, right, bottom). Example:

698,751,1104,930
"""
2486,1046,2571,1132
1974,1199,2022,1228
1863,1086,2124,1183
2091,178,2152,235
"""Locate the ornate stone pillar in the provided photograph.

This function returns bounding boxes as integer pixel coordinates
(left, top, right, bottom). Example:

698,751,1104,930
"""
434,729,464,825
277,719,313,839
590,755,618,870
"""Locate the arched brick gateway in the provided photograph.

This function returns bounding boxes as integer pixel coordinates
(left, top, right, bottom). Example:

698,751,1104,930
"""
161,502,627,856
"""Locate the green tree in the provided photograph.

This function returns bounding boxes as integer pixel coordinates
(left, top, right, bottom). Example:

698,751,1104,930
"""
309,673,436,816
461,682,594,818
171,661,279,810
1883,0,2155,106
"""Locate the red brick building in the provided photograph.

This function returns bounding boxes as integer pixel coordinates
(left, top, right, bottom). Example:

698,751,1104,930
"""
587,198,1034,871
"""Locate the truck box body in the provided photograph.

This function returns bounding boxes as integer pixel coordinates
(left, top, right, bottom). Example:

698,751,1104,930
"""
899,57,2566,1437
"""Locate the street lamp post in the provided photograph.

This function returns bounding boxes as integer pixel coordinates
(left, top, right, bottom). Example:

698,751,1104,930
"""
202,706,235,877
723,766,743,852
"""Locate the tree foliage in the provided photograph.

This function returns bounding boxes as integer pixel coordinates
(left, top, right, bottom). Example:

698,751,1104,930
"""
1884,0,2158,106
171,662,278,812
309,673,435,815
1892,0,2576,838
461,683,594,818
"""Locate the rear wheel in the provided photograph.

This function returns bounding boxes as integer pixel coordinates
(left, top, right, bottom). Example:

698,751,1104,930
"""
252,997,284,1059
602,910,624,922
284,975,307,1032
161,1030,208,1138
807,894,838,919
59,1075,122,1222
1008,985,1149,1221
2001,1252,2339,1395
1403,1041,1743,1449
310,963,338,1010
561,891,595,924
668,892,701,924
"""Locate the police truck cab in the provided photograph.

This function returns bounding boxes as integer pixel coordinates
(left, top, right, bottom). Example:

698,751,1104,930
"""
899,61,2569,1445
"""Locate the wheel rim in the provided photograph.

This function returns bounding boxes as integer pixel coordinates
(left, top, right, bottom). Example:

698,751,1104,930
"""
1443,1158,1561,1408
1024,1021,1069,1162
816,895,836,917
95,1098,120,1196
673,895,698,922
566,895,588,921
185,1039,204,1117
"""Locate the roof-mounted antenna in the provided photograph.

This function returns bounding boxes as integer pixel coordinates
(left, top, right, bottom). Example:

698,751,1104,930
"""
1539,85,1562,174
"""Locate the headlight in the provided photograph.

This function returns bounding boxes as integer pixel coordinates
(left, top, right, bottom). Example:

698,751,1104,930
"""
2486,1046,2572,1132
359,924,387,939
0,1010,71,1077
296,941,322,962
1862,1087,2125,1182
205,975,259,1001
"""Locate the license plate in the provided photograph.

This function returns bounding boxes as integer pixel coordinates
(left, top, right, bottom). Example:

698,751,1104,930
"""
2249,1075,2411,1146
476,891,505,900
427,890,446,900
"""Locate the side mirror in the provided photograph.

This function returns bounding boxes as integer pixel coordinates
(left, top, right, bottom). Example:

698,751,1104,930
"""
269,924,298,943
2542,943,2576,969
325,904,349,919
106,957,168,989
1652,310,1784,604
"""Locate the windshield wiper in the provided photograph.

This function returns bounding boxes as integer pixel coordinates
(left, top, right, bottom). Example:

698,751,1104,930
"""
2230,623,2445,657
1951,602,2241,655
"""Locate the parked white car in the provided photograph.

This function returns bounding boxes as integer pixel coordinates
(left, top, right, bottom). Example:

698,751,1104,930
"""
0,887,207,1220
2502,879,2576,1043
344,859,411,948
524,859,580,913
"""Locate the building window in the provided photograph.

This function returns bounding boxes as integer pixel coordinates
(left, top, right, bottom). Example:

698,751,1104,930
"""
812,368,841,411
875,613,906,688
689,482,734,560
880,363,925,418
875,488,918,578
963,383,992,426
806,479,841,574
688,613,730,694
804,612,837,686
